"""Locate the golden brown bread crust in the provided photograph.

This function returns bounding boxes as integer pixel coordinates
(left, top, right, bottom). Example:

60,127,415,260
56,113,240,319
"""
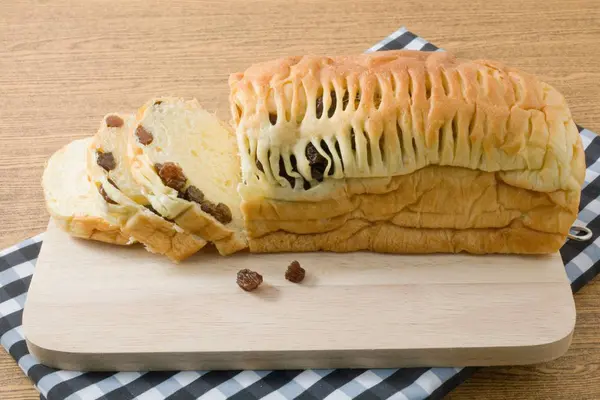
248,220,566,255
54,216,132,246
229,50,584,198
122,212,206,262
229,50,585,255
243,166,580,239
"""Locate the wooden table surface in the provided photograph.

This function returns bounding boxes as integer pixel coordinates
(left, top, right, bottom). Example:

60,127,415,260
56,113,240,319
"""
1,0,599,398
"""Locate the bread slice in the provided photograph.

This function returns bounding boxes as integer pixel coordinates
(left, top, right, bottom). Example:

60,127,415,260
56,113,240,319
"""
87,113,207,262
128,97,247,255
42,137,132,245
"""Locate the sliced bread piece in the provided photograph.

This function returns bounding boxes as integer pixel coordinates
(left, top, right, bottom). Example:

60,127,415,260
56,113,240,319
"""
42,137,132,245
128,97,247,255
87,113,207,262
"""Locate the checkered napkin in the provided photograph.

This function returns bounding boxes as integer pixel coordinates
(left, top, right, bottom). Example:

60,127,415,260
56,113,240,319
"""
1,27,599,400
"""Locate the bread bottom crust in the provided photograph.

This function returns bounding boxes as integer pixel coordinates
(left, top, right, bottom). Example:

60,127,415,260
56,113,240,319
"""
123,212,207,262
242,166,579,236
53,215,132,246
248,220,565,255
214,231,249,256
175,204,248,255
242,165,579,255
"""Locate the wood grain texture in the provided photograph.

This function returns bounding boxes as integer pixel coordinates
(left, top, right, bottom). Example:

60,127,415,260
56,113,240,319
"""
23,222,575,371
0,0,599,398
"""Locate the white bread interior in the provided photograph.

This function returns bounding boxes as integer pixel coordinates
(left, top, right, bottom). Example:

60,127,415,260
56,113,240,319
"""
128,97,247,255
87,113,207,262
42,137,132,246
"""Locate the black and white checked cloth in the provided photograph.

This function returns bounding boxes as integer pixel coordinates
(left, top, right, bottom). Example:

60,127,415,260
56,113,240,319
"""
1,27,599,400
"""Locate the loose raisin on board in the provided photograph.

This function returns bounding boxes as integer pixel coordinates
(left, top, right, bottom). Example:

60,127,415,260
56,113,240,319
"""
96,151,116,171
237,269,263,292
105,115,124,128
285,260,305,283
156,162,187,191
136,125,154,145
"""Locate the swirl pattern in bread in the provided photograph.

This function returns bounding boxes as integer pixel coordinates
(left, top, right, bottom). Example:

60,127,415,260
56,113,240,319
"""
229,50,585,254
128,97,247,255
42,137,132,246
87,113,207,262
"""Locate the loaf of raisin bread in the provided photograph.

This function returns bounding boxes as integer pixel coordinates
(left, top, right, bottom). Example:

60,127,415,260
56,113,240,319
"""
87,113,207,262
128,97,247,255
42,137,132,245
229,50,586,254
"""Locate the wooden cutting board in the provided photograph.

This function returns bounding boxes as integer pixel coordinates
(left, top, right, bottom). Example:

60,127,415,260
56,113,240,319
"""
22,220,576,371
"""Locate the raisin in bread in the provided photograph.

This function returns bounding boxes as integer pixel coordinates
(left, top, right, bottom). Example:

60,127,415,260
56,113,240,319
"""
87,113,207,262
228,50,585,254
42,137,132,245
128,97,247,255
